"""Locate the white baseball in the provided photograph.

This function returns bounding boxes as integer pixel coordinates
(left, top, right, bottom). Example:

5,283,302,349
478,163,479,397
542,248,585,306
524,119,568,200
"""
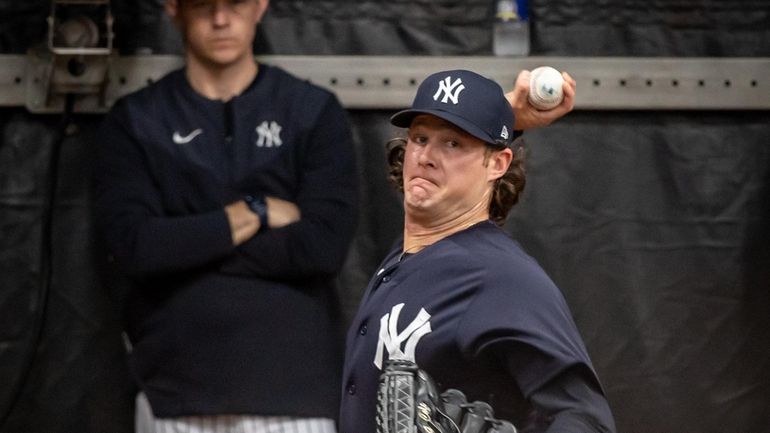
528,66,565,110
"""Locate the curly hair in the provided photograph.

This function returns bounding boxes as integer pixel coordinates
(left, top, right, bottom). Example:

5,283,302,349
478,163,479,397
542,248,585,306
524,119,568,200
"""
386,137,527,226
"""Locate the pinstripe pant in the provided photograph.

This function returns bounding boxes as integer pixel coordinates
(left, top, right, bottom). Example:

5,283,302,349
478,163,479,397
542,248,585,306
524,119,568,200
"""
135,393,337,433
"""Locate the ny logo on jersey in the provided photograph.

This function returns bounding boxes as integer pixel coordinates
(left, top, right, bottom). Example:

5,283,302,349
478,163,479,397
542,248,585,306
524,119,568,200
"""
374,303,432,370
433,76,466,105
255,121,283,147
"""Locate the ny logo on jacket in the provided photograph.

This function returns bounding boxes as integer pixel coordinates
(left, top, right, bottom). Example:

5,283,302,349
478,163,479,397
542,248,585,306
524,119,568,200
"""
255,120,283,147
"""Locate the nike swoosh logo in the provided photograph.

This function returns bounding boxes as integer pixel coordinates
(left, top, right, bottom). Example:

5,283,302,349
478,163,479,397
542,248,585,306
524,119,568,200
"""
172,129,203,144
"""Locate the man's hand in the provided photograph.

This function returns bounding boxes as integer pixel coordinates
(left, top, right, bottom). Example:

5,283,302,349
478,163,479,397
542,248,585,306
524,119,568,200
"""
505,70,576,131
225,201,260,246
225,196,301,246
265,196,300,229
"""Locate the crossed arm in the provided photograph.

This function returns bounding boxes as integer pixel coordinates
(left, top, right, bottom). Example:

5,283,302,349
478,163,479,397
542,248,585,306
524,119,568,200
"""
225,196,300,246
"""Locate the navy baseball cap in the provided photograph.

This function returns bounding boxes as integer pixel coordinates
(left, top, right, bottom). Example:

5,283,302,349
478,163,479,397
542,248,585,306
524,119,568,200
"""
390,69,515,148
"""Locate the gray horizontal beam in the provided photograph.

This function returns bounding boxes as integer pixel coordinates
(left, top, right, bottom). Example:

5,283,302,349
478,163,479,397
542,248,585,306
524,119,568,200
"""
265,56,770,111
1,54,768,113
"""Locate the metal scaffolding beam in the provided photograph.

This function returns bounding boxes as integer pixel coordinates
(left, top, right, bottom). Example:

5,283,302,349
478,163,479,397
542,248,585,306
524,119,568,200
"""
1,54,768,113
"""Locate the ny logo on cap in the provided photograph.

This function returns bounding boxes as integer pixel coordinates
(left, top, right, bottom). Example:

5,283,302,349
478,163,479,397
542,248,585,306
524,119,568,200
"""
433,76,465,105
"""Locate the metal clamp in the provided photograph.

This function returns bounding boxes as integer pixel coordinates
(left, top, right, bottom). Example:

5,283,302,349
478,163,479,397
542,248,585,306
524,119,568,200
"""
26,0,114,113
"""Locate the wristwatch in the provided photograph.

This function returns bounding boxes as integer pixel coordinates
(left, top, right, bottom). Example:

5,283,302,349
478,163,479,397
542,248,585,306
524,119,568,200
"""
244,194,269,232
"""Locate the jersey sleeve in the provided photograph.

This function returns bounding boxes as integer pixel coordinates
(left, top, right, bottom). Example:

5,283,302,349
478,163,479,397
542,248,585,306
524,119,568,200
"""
525,364,616,433
456,257,614,431
218,92,359,279
93,99,235,279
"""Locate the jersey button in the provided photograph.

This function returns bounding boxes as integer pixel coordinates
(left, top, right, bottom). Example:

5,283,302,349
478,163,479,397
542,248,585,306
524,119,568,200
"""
224,135,233,143
347,384,357,395
382,275,392,283
359,323,368,335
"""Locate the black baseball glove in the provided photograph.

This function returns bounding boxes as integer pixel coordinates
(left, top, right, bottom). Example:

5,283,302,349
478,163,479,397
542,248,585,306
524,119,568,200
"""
377,359,518,433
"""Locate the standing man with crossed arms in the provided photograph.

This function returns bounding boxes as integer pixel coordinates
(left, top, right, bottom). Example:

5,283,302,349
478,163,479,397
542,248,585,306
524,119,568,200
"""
94,0,357,432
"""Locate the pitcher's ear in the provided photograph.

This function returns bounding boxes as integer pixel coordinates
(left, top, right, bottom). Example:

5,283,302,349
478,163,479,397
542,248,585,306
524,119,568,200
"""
487,147,513,182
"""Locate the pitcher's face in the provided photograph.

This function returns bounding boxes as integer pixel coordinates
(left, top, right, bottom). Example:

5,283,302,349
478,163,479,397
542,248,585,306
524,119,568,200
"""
402,115,505,224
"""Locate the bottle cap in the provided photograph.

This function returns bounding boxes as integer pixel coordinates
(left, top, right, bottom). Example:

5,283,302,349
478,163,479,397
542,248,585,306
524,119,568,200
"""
496,0,519,21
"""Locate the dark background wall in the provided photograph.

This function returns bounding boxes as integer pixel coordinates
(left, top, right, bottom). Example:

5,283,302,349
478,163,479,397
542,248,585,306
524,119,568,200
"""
1,1,769,432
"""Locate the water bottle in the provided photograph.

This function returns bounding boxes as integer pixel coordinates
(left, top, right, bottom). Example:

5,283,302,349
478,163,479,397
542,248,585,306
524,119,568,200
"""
493,0,530,56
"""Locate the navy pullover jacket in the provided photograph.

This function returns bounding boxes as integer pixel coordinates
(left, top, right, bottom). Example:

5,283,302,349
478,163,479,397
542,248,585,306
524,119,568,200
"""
93,64,358,418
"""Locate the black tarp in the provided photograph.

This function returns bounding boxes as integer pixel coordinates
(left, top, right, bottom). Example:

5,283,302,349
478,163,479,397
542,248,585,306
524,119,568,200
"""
1,1,769,432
